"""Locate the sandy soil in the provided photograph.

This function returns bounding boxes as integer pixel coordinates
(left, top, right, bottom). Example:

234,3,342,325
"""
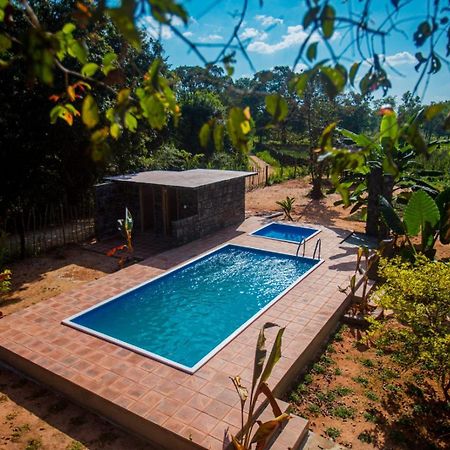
246,178,366,233
0,246,118,317
0,177,447,449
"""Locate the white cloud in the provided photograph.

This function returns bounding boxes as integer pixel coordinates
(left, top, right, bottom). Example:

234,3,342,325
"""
141,16,173,39
171,16,185,27
183,31,194,38
385,51,416,66
240,27,268,41
198,34,223,43
255,15,284,26
248,24,341,54
362,51,416,68
294,63,308,73
248,25,315,54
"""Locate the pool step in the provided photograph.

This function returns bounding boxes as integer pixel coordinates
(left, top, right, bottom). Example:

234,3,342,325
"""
256,399,309,450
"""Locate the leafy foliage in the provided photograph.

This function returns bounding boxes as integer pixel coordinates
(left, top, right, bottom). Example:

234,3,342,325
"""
368,256,450,400
275,197,295,221
379,189,450,256
0,269,11,294
107,207,134,268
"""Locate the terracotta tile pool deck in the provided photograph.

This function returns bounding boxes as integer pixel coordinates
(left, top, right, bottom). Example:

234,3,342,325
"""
0,217,357,450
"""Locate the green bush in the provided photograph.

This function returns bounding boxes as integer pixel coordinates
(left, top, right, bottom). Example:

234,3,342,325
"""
369,255,450,400
325,427,341,439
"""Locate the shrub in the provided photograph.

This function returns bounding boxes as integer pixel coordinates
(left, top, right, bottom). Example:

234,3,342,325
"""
365,390,379,402
332,406,355,419
0,269,11,294
352,375,369,387
325,427,341,439
369,255,450,400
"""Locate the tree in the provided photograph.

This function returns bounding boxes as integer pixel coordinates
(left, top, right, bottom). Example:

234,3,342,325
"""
0,0,170,215
175,90,226,156
299,73,338,199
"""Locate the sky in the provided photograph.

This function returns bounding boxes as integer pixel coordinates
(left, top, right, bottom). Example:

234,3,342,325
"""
141,0,449,103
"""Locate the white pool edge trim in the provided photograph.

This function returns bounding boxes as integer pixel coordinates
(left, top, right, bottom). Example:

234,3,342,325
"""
62,243,324,374
250,221,322,245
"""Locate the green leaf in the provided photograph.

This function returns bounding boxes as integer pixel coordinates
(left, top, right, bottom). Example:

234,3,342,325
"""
110,123,121,139
291,72,309,97
306,42,318,62
379,195,405,235
68,39,87,64
82,94,99,129
227,107,252,152
107,0,141,50
321,65,347,98
213,123,224,152
424,103,445,121
339,128,374,149
81,63,99,77
140,94,166,129
349,62,360,86
404,190,440,241
199,122,211,148
0,33,11,53
102,52,117,67
62,23,76,34
265,94,288,122
380,112,398,144
435,188,450,244
319,122,336,150
321,5,335,39
303,6,320,28
124,110,138,132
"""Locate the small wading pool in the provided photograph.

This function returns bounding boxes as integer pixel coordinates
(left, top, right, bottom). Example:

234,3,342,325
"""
63,244,322,373
251,222,320,244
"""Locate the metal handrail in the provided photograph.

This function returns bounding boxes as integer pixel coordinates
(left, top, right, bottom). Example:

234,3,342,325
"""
296,239,306,257
313,239,322,259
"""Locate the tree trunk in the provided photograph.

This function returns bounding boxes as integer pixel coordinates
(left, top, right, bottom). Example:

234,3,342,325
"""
366,169,394,238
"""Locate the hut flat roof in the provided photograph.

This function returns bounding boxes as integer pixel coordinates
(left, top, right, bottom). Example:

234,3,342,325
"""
105,169,256,189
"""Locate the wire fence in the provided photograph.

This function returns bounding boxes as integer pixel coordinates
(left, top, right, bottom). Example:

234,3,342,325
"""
1,170,270,262
1,197,95,262
245,165,269,191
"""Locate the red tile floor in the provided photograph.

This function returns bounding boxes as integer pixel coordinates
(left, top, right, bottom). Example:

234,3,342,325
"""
0,217,357,449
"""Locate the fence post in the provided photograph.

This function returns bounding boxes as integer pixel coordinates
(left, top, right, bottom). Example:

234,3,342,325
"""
265,166,269,186
60,203,66,245
18,210,26,259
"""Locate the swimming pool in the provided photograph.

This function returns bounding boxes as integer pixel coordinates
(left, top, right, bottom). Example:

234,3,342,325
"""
251,222,321,244
63,244,322,373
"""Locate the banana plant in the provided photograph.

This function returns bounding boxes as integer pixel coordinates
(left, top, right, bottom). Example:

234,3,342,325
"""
106,207,134,268
379,188,450,257
275,196,295,221
321,105,445,237
230,323,290,450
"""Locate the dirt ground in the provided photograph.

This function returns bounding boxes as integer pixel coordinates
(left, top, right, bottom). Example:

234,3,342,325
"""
246,178,366,233
0,177,447,449
289,324,450,450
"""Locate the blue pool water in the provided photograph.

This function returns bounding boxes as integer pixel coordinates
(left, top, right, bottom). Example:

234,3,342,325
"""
252,223,320,244
65,245,320,371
